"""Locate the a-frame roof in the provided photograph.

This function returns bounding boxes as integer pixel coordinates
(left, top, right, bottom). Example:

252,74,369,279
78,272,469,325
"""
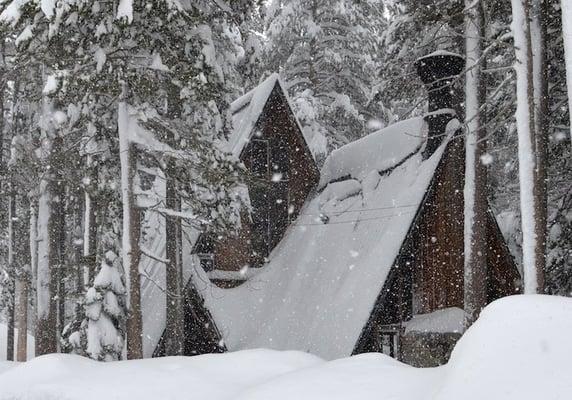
225,73,314,160
191,117,453,360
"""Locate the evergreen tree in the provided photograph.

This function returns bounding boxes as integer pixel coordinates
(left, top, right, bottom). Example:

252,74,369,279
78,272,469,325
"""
263,0,388,155
67,251,126,361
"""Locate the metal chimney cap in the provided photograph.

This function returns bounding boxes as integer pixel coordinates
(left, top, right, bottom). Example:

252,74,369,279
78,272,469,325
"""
415,51,465,85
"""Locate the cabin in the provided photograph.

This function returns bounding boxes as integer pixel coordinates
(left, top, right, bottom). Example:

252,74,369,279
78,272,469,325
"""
144,55,520,366
193,73,320,287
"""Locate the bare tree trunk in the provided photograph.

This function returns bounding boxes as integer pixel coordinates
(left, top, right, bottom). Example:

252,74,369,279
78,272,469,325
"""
36,177,58,355
562,0,572,140
531,0,548,292
164,85,184,356
511,0,543,293
6,188,16,361
164,160,184,355
464,0,488,327
15,278,29,361
29,198,38,337
16,196,30,361
53,153,66,351
83,155,98,286
118,96,143,359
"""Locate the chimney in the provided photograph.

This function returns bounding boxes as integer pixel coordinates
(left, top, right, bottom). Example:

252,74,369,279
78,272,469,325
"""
415,51,464,158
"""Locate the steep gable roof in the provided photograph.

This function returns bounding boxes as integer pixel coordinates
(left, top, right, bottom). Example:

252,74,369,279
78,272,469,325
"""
191,117,454,360
225,73,314,160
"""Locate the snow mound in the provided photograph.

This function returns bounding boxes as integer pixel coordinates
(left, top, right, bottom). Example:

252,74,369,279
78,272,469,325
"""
1,296,571,400
0,350,322,400
436,295,572,400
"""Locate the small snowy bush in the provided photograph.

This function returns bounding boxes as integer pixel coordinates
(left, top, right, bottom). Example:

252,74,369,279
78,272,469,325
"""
64,251,126,361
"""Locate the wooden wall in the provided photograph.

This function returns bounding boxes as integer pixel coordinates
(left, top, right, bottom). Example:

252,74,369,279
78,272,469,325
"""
202,84,319,282
354,136,521,355
412,139,466,314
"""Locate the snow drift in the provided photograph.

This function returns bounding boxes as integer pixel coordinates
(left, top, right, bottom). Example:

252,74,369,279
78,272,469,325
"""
1,295,571,400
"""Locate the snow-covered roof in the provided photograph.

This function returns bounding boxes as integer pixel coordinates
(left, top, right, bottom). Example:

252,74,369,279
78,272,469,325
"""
416,50,464,62
319,118,425,187
226,73,313,159
404,307,465,334
191,117,452,360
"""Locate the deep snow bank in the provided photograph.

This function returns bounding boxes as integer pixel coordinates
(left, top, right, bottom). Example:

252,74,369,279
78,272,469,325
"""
435,295,572,400
1,295,571,400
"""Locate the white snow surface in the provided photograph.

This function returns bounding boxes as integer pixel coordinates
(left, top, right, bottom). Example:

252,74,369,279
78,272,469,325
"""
1,295,571,400
116,0,133,23
404,307,465,334
319,117,426,187
416,50,464,62
193,118,444,360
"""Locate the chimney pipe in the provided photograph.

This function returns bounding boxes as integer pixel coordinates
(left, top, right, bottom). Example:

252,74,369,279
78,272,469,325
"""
415,51,464,158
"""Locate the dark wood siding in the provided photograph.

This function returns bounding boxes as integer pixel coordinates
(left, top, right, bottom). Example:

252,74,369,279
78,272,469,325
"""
353,138,520,356
195,83,319,279
412,139,465,313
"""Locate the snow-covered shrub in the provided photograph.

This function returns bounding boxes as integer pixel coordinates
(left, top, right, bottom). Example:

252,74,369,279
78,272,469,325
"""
64,251,126,361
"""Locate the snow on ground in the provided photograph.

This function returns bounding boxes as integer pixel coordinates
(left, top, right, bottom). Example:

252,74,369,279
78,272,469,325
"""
0,323,35,361
0,295,571,400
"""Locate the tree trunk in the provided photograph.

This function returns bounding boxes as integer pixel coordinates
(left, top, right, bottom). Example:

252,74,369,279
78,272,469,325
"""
464,0,488,327
53,154,66,350
562,0,572,140
6,189,16,361
118,98,143,359
83,155,98,287
15,194,31,362
29,198,38,336
511,0,543,294
164,159,184,356
36,178,58,355
531,0,548,292
15,277,29,361
164,84,184,356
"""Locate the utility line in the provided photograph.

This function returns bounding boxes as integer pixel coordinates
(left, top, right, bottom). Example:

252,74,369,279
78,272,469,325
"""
296,210,416,226
298,203,419,217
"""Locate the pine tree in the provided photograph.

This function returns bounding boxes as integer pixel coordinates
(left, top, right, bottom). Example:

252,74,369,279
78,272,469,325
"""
68,251,126,361
0,0,252,357
263,0,387,155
